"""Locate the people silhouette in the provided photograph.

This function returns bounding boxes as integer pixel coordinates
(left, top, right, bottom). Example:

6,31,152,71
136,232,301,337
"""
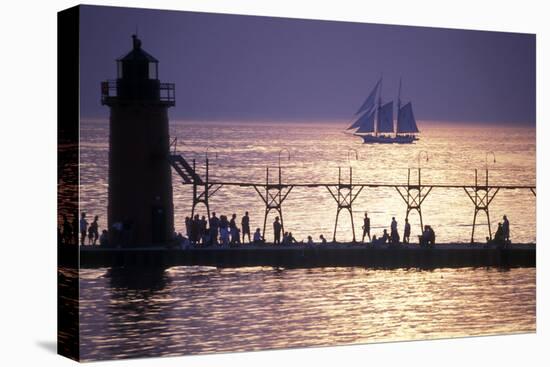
273,216,282,245
362,212,371,242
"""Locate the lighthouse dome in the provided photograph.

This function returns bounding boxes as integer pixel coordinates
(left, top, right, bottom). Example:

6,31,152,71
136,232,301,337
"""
116,35,158,80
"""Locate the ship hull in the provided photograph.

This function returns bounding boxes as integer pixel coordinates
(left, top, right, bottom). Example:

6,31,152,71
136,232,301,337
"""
357,134,418,144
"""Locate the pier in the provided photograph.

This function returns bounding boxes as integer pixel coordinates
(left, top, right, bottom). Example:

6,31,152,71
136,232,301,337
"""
76,243,535,269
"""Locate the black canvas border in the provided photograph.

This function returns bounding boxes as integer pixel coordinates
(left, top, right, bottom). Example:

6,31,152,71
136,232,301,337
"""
57,5,80,362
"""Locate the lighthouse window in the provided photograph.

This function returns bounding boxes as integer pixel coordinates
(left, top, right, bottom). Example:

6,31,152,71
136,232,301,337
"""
149,62,158,80
117,61,123,79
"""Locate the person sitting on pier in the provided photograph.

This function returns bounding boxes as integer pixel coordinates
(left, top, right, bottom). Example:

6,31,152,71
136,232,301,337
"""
403,218,411,244
306,236,315,246
99,229,109,247
493,222,505,247
241,211,251,243
273,217,282,245
253,228,265,244
428,226,436,246
502,215,510,243
209,212,219,245
362,212,371,243
381,229,389,244
319,234,327,244
421,225,430,247
178,233,191,250
289,232,299,244
420,225,436,247
282,232,290,245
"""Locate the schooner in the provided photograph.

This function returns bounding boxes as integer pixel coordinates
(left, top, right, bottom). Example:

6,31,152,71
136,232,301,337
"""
347,77,420,144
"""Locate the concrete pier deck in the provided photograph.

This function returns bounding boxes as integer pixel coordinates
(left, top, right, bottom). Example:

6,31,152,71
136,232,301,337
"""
73,243,536,269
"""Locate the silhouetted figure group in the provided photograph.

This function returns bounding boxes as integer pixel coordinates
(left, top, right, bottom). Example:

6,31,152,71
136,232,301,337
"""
420,225,436,247
175,212,331,248
59,212,101,246
181,211,255,247
488,215,511,247
362,212,437,247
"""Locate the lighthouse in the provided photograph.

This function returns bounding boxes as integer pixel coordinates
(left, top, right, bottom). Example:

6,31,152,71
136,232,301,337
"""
101,35,175,246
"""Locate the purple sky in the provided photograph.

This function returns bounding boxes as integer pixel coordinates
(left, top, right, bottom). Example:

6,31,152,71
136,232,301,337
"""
79,5,535,125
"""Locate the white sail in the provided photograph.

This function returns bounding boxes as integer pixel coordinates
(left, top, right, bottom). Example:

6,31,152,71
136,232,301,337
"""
354,110,375,133
377,101,394,133
355,79,381,115
397,102,419,133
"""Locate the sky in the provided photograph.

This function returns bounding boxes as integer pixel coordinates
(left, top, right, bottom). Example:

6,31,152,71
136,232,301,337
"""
79,5,536,125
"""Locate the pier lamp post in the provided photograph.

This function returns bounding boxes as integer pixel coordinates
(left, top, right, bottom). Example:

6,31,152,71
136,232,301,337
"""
205,147,219,184
485,151,496,187
347,148,359,163
278,148,291,183
417,150,429,186
205,147,219,162
417,150,429,170
278,148,291,168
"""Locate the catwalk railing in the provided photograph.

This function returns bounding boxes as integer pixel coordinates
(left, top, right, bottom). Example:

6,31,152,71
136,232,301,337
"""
168,154,536,243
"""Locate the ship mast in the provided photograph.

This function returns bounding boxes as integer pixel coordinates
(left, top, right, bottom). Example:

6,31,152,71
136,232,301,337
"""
376,76,383,137
396,77,402,137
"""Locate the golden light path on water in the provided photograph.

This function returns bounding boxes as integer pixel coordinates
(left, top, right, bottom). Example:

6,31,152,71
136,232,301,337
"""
80,119,535,243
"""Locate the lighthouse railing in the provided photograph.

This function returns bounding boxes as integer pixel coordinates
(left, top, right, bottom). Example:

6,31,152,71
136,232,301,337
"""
101,80,175,106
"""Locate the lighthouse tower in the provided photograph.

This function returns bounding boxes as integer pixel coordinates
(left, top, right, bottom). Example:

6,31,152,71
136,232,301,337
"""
101,35,175,246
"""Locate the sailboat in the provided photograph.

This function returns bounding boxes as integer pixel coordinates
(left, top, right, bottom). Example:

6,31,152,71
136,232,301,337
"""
347,77,420,144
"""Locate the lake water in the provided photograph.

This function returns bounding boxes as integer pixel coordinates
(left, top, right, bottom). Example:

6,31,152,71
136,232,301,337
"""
77,119,536,361
78,266,535,361
81,119,535,243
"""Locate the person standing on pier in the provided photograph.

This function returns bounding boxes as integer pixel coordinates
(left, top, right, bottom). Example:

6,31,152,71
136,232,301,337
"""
62,215,72,245
191,214,200,245
219,215,230,246
241,211,251,243
362,212,371,242
185,216,191,240
230,213,238,244
80,212,89,246
209,212,219,245
253,228,264,244
200,215,208,244
390,217,399,244
502,215,510,243
403,218,411,244
273,216,282,245
89,215,99,245
72,213,79,245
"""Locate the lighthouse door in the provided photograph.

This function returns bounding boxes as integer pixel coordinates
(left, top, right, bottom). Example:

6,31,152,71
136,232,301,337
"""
151,206,166,243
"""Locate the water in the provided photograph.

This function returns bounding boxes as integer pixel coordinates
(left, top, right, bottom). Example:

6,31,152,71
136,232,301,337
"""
78,120,536,361
80,119,535,243
78,266,535,361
